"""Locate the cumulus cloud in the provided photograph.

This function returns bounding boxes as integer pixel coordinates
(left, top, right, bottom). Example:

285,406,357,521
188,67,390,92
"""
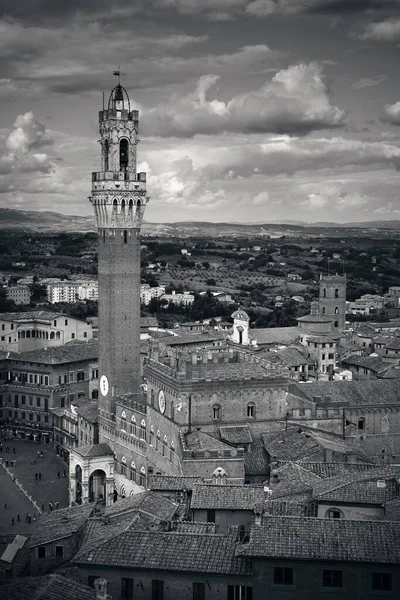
359,18,400,42
5,112,51,155
299,184,370,212
141,63,345,137
381,102,400,125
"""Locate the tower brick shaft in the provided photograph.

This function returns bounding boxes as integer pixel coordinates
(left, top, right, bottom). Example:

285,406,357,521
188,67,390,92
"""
89,83,148,420
319,274,347,331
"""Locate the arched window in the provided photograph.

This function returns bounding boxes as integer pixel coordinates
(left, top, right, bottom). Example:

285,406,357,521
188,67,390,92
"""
213,404,221,420
104,139,109,171
151,389,155,407
334,306,339,314
21,330,25,339
334,321,339,328
56,331,61,339
335,288,339,298
357,417,365,431
139,466,146,487
130,415,136,436
121,456,127,477
325,507,344,519
119,139,129,171
46,331,49,339
124,230,127,244
247,402,256,419
130,460,136,481
212,467,227,486
26,330,31,339
323,288,326,298
129,199,133,210
322,306,326,314
137,198,141,207
120,410,127,432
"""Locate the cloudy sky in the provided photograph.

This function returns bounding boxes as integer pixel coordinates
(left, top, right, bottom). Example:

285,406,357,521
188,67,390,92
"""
1,0,400,223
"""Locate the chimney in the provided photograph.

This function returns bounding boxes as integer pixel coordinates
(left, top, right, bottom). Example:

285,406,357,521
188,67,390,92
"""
94,578,109,600
270,469,279,485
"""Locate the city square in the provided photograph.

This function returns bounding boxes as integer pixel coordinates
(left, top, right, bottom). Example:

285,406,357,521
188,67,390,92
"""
0,437,69,535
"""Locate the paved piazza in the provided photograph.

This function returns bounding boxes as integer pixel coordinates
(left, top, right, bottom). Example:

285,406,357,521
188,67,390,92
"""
0,438,69,534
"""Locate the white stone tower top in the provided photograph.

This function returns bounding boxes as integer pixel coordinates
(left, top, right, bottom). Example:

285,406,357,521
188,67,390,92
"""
90,79,149,230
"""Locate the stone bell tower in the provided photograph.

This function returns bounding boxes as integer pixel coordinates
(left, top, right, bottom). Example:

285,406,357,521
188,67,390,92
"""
90,79,148,421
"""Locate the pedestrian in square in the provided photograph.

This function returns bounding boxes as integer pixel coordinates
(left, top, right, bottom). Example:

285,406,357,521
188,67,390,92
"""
55,501,59,509
57,471,60,478
63,470,66,477
37,451,40,458
35,473,38,480
25,513,29,522
11,517,14,525
49,502,53,511
41,503,45,512
17,514,20,522
28,514,31,524
13,447,15,454
4,503,7,510
39,472,42,480
40,451,43,458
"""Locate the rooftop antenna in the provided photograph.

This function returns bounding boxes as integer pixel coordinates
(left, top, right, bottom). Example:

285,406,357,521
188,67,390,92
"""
327,257,330,275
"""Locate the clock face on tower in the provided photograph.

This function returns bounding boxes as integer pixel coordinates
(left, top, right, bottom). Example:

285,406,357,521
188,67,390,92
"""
158,389,166,414
100,375,109,397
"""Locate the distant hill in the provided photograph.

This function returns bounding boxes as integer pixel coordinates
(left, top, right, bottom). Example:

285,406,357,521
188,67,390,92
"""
0,208,399,235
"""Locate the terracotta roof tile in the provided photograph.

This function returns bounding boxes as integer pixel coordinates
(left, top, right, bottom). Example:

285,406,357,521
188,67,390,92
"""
74,530,251,575
27,505,93,547
0,574,96,600
191,485,264,510
238,517,400,564
220,425,253,445
148,476,204,491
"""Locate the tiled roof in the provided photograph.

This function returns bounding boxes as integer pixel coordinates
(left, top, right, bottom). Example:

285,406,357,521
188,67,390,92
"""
220,425,252,445
173,522,218,534
385,336,400,350
75,400,98,423
0,311,64,323
28,504,93,547
238,517,400,564
104,490,178,522
289,379,400,407
292,462,378,479
297,314,332,323
244,438,269,476
272,347,312,367
74,514,139,561
188,360,279,381
262,498,316,517
16,340,98,365
312,465,400,504
163,332,225,346
262,427,366,463
251,326,299,345
0,574,96,600
268,462,322,500
74,443,113,458
378,365,400,379
342,353,392,373
148,476,204,491
74,529,251,575
191,484,264,510
184,430,234,452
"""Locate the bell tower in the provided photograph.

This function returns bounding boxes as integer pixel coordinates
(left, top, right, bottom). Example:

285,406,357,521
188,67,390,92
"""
90,79,148,421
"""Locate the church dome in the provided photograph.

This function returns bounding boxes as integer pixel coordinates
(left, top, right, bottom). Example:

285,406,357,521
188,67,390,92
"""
231,308,250,321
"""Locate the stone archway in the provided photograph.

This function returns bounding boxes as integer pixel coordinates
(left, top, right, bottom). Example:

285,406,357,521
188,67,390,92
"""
89,469,106,503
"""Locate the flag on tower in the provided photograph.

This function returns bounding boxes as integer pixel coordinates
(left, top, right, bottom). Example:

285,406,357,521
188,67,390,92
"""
113,70,120,77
